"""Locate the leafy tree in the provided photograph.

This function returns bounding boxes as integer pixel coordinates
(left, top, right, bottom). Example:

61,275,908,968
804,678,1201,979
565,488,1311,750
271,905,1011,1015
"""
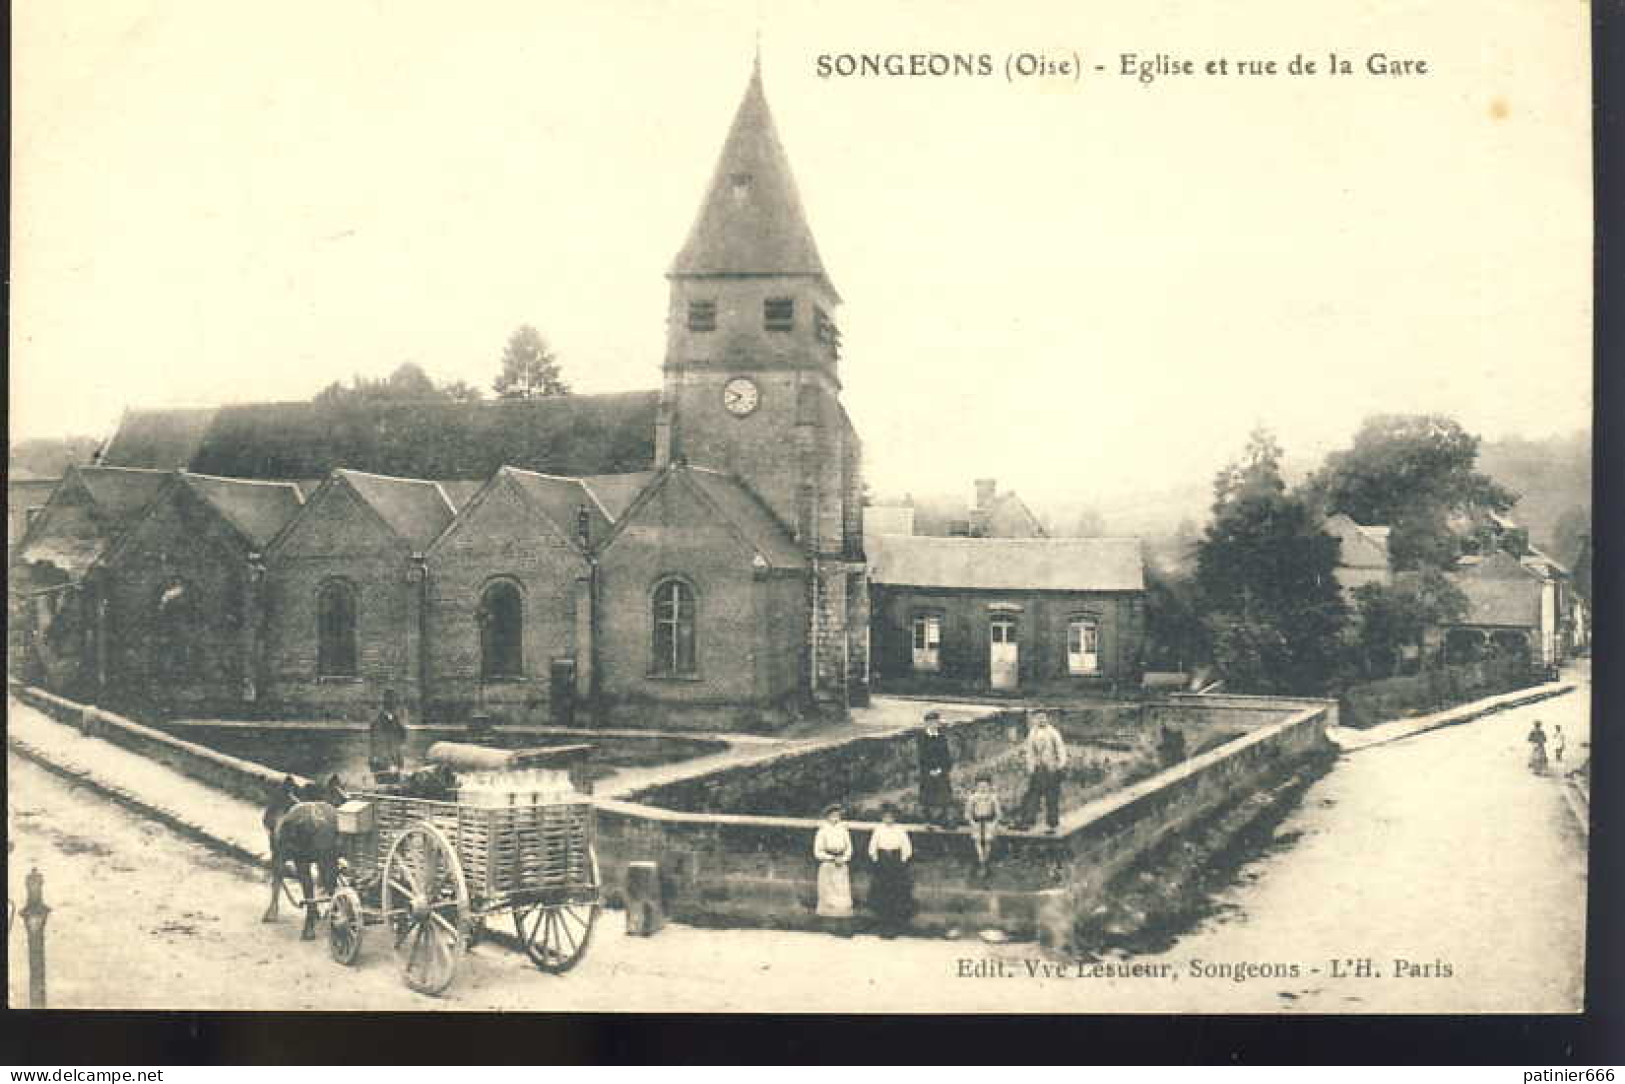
12,435,100,475
441,379,485,403
494,325,570,399
1196,428,1348,694
314,362,457,407
1143,567,1208,672
1306,414,1516,570
1351,569,1468,677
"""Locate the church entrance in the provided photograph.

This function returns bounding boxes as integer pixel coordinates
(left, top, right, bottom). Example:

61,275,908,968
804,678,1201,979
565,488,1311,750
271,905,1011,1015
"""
989,617,1019,690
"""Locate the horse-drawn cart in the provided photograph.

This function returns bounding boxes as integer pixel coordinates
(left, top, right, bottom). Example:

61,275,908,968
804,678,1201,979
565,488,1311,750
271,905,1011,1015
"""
322,773,600,995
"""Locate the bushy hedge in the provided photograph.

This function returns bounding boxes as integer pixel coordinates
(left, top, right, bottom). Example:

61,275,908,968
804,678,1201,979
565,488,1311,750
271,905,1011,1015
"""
1339,654,1531,728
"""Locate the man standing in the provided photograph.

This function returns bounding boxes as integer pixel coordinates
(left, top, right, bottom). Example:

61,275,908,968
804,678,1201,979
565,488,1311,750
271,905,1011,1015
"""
1017,710,1067,833
369,688,407,779
917,712,955,828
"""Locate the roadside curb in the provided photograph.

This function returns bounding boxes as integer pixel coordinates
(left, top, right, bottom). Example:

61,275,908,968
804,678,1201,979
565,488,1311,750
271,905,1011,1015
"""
1332,682,1578,753
7,730,271,872
1560,770,1590,839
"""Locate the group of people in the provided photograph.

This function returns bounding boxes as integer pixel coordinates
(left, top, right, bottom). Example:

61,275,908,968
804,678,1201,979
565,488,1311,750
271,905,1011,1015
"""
810,708,1077,936
1526,719,1568,774
921,708,1069,834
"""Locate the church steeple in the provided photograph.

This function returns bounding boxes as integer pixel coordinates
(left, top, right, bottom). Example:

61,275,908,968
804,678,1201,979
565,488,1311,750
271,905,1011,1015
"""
671,60,836,295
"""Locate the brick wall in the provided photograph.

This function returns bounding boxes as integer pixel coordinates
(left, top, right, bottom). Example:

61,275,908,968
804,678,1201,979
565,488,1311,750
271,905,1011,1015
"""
98,488,252,710
425,478,588,722
597,477,804,719
263,484,417,720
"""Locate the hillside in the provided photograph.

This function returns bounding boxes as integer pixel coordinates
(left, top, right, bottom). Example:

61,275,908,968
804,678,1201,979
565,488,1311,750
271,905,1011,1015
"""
1477,430,1591,560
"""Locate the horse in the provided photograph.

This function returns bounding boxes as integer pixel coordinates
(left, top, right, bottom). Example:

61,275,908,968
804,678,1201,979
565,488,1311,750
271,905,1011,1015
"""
261,774,347,940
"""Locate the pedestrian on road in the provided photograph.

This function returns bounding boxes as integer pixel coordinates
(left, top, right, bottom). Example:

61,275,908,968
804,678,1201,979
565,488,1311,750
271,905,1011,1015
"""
813,803,854,935
1553,724,1567,764
867,804,915,938
1527,719,1548,774
917,712,955,828
964,773,1002,878
1016,710,1068,833
369,689,407,779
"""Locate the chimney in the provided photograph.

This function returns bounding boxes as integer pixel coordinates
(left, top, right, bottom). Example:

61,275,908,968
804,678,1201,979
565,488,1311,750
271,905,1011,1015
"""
974,478,997,511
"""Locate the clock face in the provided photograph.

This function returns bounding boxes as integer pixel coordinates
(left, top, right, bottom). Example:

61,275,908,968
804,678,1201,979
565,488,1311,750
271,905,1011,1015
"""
722,377,760,417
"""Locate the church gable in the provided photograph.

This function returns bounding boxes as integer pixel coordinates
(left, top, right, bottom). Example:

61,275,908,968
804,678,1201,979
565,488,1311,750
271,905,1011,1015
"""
429,470,583,563
99,478,246,575
602,467,801,569
267,475,410,561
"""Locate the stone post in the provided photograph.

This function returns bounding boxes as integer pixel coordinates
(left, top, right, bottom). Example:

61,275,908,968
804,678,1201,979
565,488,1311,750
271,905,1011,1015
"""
22,867,50,1008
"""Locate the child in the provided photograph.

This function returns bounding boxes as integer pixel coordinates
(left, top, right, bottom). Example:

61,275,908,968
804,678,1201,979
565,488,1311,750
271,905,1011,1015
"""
964,773,1001,878
1553,724,1567,764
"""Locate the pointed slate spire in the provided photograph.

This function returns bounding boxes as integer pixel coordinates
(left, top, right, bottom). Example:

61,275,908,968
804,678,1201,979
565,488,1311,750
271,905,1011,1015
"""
671,59,834,290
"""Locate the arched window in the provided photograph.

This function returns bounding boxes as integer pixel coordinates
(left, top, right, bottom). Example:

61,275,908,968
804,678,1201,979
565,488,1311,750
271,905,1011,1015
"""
651,578,696,676
317,579,358,677
1067,616,1101,675
479,580,525,680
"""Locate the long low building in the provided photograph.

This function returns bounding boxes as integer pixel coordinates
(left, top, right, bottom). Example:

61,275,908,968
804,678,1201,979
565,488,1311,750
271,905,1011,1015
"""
866,533,1147,696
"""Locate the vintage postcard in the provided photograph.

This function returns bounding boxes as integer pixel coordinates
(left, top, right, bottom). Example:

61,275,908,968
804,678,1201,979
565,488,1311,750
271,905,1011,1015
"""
7,0,1593,1016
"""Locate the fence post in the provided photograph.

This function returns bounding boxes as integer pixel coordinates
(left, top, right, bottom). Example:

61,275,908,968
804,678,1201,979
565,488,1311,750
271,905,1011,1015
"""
22,867,51,1008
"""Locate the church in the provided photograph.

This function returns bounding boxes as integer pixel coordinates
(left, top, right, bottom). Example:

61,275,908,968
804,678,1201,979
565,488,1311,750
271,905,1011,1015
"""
11,60,870,731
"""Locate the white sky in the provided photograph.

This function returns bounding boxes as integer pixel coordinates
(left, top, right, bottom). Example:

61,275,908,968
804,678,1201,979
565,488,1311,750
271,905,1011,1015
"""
10,0,1592,511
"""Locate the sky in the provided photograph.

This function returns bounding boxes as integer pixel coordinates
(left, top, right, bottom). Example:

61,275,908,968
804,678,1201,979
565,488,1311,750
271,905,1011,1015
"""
11,0,1592,515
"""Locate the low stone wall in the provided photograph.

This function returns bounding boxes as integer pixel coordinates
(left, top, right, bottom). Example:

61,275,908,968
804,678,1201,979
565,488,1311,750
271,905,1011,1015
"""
596,697,1336,944
632,698,1303,820
11,682,292,806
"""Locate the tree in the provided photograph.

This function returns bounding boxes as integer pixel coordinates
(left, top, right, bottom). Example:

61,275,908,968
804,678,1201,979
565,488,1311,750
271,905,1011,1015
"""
1306,414,1516,570
1196,428,1348,694
1351,569,1468,678
441,379,485,403
1144,566,1208,673
313,362,460,407
494,325,570,399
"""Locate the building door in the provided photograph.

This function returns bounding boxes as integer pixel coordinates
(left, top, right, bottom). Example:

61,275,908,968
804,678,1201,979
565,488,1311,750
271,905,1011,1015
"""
911,614,941,672
989,617,1019,690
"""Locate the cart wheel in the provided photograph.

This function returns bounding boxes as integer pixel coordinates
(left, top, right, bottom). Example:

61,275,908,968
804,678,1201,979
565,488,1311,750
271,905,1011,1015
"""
327,886,364,966
516,846,600,974
381,822,470,996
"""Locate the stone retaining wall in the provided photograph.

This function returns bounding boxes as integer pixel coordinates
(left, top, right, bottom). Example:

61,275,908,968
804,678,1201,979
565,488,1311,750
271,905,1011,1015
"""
596,697,1336,944
11,682,294,805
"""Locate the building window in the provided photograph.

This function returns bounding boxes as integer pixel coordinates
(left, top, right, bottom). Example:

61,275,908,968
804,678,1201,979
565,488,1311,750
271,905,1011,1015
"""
1067,617,1101,675
764,297,794,332
651,578,696,676
814,306,842,357
687,300,717,332
479,580,524,680
911,613,942,673
317,579,358,678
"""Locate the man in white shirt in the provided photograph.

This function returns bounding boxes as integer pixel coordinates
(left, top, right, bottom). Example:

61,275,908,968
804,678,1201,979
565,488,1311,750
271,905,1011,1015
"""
1016,710,1068,833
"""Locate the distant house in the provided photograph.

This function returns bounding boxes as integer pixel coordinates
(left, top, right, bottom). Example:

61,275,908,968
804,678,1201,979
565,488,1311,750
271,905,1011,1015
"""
7,468,60,559
1323,513,1393,597
1433,549,1572,671
867,533,1145,694
868,478,1048,539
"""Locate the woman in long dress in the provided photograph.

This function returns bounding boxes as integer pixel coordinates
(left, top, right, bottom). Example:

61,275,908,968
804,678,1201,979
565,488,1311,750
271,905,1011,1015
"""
867,803,915,938
813,804,854,935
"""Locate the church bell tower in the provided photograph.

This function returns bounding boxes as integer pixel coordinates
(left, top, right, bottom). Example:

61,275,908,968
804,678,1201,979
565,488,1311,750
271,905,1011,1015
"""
657,57,867,708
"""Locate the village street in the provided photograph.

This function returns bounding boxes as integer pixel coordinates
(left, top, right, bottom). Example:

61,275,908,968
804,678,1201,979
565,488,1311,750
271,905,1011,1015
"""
7,673,1588,1013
